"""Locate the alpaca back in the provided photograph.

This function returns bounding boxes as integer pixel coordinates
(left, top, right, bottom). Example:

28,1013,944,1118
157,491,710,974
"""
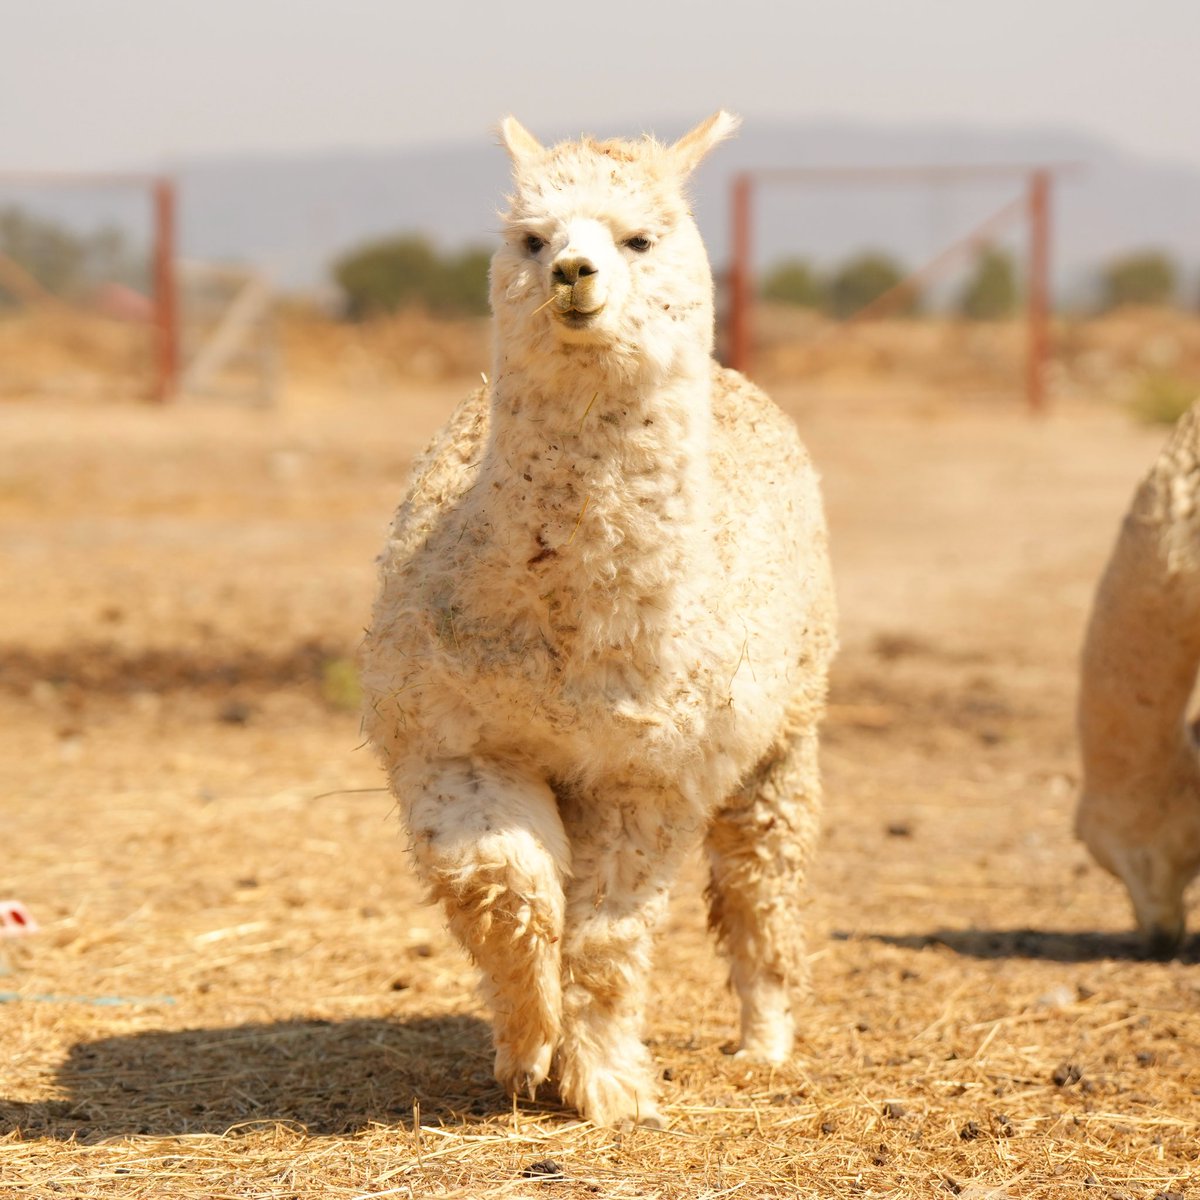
708,366,837,733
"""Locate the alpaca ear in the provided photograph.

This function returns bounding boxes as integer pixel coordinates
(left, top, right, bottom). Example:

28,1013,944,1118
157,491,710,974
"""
498,116,543,166
671,111,741,175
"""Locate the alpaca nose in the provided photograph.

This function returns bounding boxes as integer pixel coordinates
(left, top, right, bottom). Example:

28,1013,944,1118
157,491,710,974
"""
551,255,598,285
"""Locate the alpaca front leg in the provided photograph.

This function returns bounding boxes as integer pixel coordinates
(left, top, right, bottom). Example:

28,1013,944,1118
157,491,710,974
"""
556,789,698,1126
399,756,570,1096
705,732,821,1062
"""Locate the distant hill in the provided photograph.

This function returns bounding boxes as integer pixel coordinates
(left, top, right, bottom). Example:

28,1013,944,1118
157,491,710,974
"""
4,119,1200,304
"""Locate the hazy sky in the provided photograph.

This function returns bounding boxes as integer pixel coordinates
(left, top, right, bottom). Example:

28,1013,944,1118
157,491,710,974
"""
2,0,1197,170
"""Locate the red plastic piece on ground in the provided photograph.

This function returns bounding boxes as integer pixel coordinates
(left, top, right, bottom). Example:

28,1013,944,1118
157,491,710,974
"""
0,901,38,937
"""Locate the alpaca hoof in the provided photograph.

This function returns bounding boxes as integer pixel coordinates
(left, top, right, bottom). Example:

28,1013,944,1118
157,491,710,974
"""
622,1109,666,1131
566,1068,662,1128
495,1038,555,1100
733,1040,792,1065
734,1014,794,1064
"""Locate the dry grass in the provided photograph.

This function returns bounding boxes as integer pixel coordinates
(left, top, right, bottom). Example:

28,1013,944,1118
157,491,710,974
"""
279,307,490,400
3,313,1200,1197
0,307,151,400
751,305,1200,414
0,304,490,404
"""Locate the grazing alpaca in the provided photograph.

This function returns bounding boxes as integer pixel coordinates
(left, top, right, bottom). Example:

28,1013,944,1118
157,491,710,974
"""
361,113,837,1125
1077,400,1200,958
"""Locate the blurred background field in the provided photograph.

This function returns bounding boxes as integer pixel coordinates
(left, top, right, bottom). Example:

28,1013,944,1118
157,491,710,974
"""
2,173,1198,418
4,300,1200,425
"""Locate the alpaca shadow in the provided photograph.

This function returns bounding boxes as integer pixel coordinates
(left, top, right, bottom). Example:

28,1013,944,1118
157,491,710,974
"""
0,640,344,699
837,928,1200,964
0,1014,536,1142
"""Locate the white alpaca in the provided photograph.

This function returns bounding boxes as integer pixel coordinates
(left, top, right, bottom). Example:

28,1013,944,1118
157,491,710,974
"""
361,113,837,1125
1077,400,1200,957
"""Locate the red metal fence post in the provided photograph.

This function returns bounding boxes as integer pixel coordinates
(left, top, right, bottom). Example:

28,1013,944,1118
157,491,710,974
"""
728,172,753,375
1026,169,1051,416
152,177,179,402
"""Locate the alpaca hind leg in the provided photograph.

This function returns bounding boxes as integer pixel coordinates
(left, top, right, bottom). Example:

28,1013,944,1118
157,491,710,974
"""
556,787,698,1126
705,731,821,1062
400,756,569,1096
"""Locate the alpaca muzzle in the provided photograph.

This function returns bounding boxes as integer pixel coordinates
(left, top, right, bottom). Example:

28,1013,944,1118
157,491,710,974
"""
552,274,605,316
551,255,605,316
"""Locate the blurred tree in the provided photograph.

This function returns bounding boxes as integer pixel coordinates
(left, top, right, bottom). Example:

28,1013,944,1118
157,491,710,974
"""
825,251,912,318
1099,250,1178,309
86,225,142,288
0,208,141,304
332,234,491,319
0,207,86,297
434,247,492,316
958,247,1018,319
332,235,438,320
760,258,824,308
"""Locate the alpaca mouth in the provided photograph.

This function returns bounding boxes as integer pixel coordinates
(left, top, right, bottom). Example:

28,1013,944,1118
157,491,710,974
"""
550,281,605,326
555,304,606,329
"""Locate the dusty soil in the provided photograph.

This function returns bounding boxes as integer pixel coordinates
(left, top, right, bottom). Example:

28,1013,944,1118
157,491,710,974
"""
2,317,1199,1198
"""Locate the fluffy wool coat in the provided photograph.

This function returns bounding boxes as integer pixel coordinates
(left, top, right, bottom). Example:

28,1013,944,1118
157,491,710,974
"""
361,113,837,1125
1077,400,1200,957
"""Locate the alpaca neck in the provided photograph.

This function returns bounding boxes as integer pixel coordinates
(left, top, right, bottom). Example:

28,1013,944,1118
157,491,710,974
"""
1079,501,1200,793
1080,580,1199,790
468,349,714,649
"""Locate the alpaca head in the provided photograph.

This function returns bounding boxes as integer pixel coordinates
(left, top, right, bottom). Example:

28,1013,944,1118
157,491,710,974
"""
489,113,739,381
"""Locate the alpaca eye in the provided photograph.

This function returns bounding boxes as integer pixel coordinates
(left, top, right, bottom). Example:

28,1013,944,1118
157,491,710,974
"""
625,235,652,253
524,234,545,255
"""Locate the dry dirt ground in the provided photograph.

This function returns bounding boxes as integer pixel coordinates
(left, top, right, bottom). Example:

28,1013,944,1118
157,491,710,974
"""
2,320,1199,1198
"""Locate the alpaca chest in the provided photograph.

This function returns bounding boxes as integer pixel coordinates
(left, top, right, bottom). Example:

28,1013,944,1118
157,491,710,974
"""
427,575,754,788
467,649,733,785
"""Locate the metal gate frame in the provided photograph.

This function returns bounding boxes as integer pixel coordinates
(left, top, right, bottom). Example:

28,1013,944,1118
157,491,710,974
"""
0,171,178,402
726,163,1078,414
